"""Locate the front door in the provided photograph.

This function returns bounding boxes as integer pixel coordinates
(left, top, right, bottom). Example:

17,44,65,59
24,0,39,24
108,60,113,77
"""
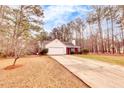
75,48,78,54
66,48,70,54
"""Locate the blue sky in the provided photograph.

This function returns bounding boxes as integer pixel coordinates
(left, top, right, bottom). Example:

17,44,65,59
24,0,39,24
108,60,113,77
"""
42,5,93,32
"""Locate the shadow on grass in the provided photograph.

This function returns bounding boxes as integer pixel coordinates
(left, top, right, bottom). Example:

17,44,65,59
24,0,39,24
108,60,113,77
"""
3,64,23,70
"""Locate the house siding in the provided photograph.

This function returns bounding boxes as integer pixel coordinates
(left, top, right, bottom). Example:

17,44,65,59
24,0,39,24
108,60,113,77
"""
45,39,80,55
45,39,66,55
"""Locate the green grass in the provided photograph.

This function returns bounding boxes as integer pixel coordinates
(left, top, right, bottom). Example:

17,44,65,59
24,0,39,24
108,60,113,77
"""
77,54,124,66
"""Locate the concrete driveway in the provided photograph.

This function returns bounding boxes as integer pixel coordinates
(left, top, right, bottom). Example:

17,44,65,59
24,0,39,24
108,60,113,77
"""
51,55,124,88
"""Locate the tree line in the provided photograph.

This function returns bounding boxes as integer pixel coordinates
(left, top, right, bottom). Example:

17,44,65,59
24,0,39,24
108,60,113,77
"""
49,5,124,54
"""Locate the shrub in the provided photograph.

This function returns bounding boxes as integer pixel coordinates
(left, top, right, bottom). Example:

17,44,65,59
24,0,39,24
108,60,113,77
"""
0,52,7,58
39,48,48,55
78,51,82,54
70,51,75,54
82,49,89,54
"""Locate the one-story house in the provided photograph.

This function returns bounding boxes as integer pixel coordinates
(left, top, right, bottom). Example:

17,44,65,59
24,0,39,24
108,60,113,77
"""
40,39,80,55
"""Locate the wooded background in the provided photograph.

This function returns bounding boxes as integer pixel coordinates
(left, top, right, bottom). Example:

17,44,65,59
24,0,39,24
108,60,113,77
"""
0,5,124,58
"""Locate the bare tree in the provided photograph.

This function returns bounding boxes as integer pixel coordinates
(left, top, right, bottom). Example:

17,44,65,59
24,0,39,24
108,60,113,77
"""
0,5,44,65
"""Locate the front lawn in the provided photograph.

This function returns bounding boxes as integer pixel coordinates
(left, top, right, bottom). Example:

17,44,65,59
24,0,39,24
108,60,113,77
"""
0,56,88,88
77,54,124,66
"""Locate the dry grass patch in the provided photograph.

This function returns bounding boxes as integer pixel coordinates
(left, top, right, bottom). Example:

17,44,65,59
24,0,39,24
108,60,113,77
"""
0,56,88,88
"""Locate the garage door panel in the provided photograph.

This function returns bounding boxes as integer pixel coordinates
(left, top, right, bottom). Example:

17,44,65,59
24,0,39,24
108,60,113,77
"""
48,47,64,55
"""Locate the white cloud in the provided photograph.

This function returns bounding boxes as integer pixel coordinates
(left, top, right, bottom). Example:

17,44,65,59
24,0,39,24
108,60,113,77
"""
42,5,92,32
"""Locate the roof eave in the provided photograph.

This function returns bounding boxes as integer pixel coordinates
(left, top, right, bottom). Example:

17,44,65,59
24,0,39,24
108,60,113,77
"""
66,45,80,48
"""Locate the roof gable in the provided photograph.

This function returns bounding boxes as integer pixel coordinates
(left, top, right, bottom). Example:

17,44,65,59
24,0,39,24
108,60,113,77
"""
45,39,66,48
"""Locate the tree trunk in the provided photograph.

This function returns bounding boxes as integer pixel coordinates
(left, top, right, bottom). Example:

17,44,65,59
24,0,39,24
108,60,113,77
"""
80,28,83,49
122,6,124,54
88,23,94,53
95,36,98,53
98,16,104,53
110,7,115,54
121,27,124,54
12,6,23,65
12,56,19,66
106,19,110,53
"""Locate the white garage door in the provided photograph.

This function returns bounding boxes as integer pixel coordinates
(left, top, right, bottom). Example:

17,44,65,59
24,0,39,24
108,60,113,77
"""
48,47,65,55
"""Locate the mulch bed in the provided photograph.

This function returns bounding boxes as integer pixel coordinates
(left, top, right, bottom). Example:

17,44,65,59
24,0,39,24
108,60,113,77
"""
3,64,23,70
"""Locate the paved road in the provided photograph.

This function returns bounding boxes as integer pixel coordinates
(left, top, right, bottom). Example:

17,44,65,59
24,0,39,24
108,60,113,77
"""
51,55,124,88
